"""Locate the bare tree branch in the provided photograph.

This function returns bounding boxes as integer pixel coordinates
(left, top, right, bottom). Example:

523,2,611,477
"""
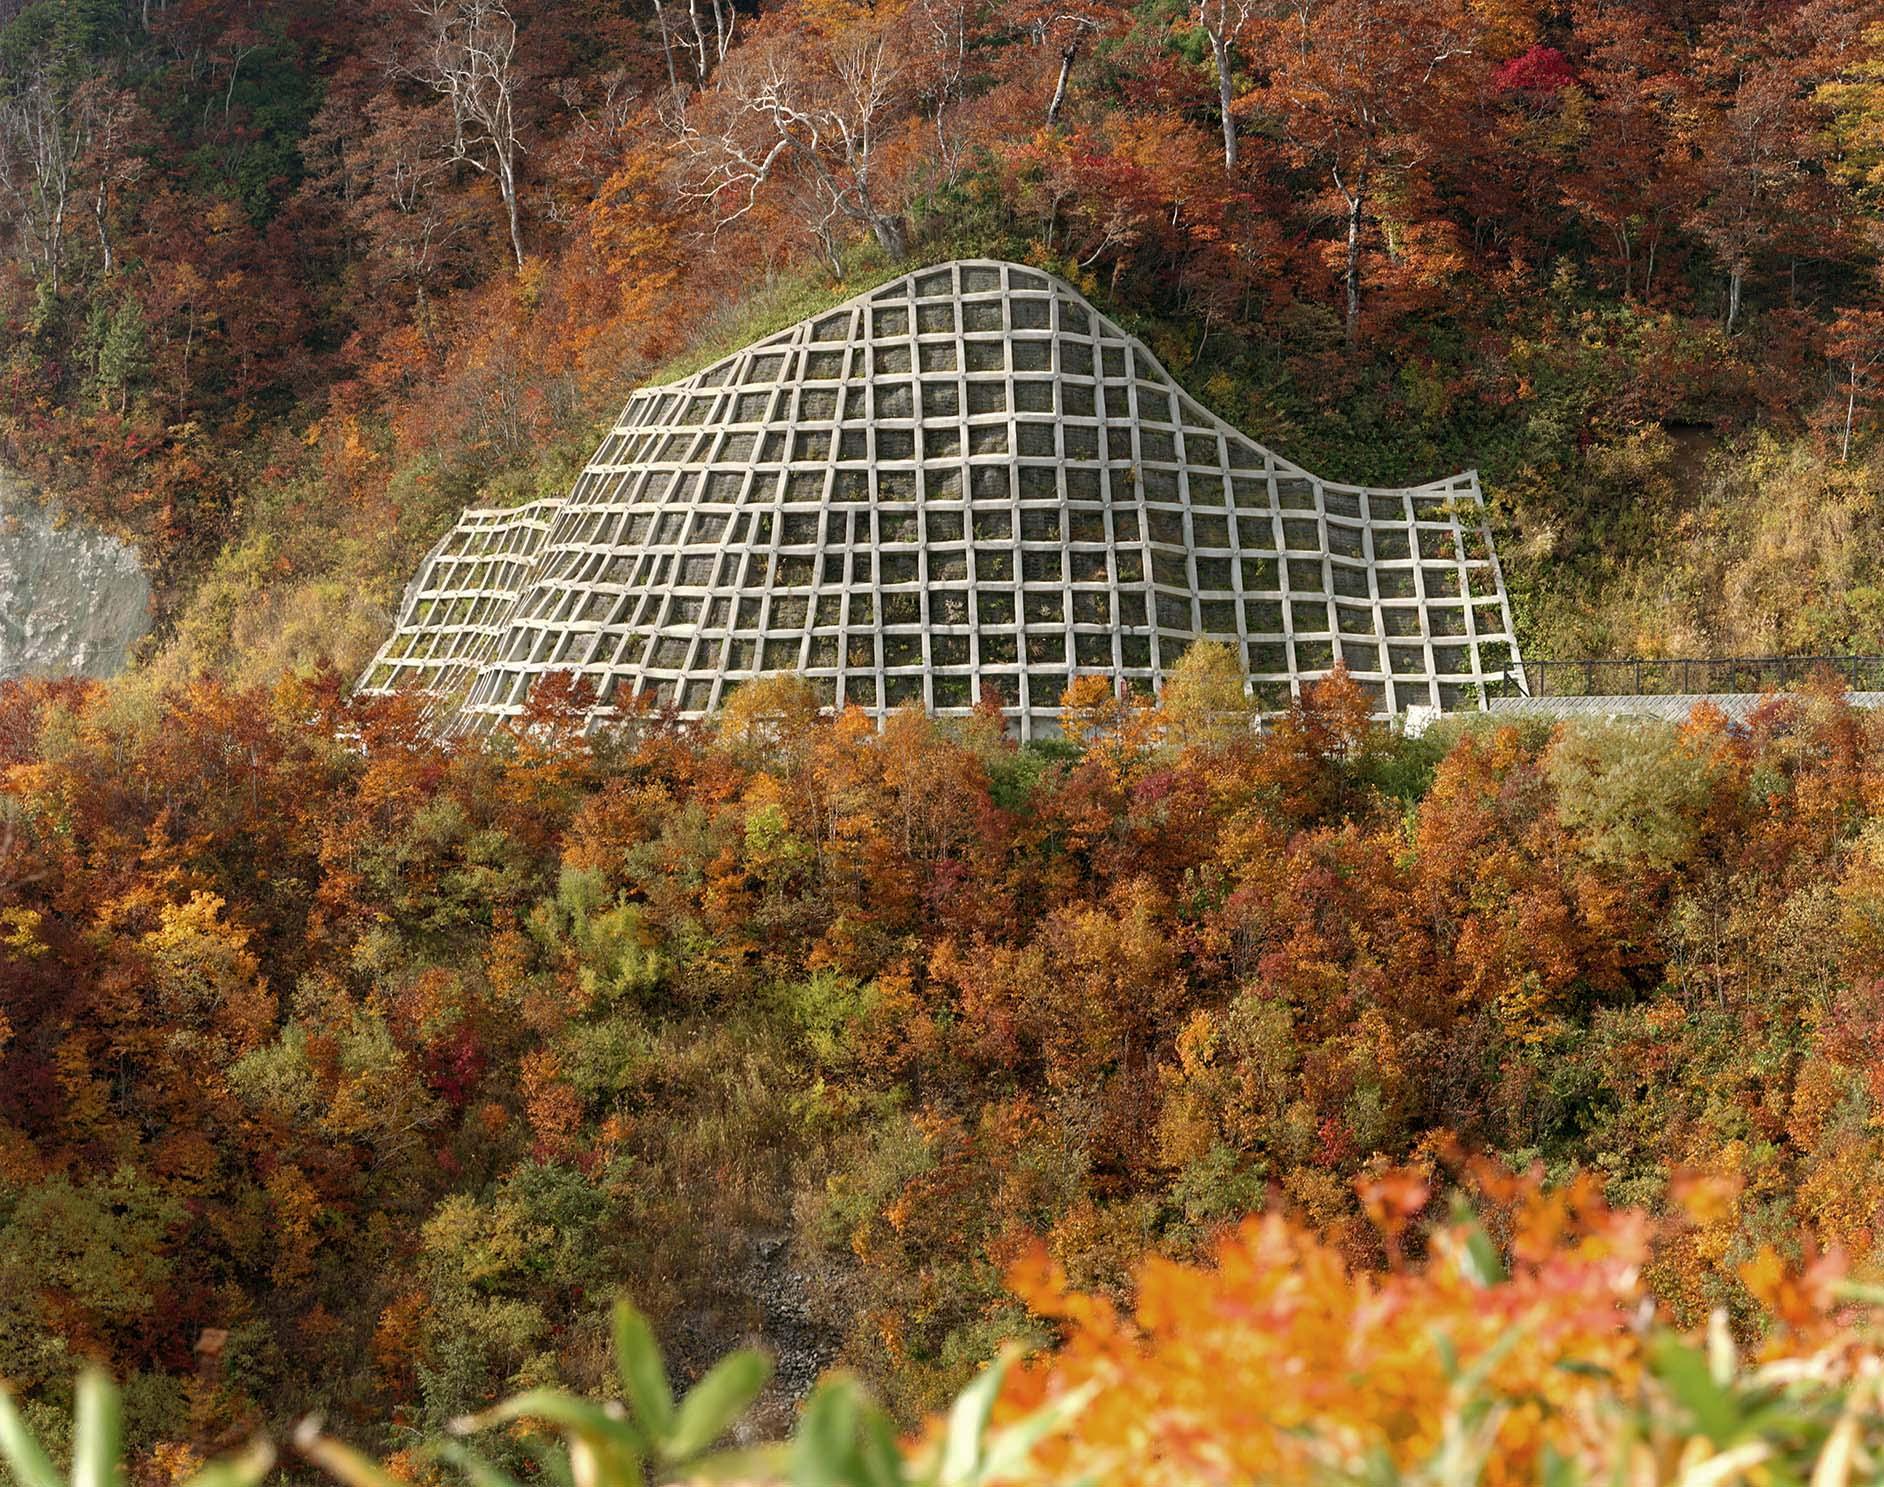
676,27,912,274
400,0,529,270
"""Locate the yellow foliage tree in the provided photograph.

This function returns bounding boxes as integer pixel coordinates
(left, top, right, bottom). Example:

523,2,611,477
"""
1158,641,1255,751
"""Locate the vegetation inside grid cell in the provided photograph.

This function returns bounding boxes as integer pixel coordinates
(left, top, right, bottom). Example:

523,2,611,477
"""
7,0,1884,1478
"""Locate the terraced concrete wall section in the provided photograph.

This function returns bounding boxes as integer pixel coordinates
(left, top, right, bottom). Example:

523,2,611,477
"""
358,261,1523,738
371,500,563,719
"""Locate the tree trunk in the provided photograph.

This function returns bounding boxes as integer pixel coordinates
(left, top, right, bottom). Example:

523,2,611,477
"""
688,0,709,86
500,154,524,269
47,202,64,295
1726,265,1743,332
94,177,112,275
651,0,680,97
709,0,733,71
871,212,909,261
1343,186,1363,346
421,0,527,272
1047,40,1078,128
1845,372,1857,464
1213,31,1236,173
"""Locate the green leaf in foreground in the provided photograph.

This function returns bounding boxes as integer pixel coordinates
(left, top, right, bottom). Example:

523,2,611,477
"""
665,1349,774,1462
71,1372,122,1487
613,1300,677,1443
0,1388,63,1487
425,1440,528,1487
1648,1336,1742,1446
449,1387,648,1456
792,1375,905,1487
940,1352,1010,1487
294,1419,413,1487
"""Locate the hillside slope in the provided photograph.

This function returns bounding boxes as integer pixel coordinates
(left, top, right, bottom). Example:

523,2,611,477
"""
4,0,1884,681
9,0,1884,1466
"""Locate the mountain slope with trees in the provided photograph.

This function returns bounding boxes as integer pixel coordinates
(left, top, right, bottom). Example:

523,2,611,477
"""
6,0,1884,670
8,663,1884,1457
9,0,1884,1468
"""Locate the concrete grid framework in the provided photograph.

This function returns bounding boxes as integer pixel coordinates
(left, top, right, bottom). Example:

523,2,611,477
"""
358,260,1524,738
362,499,562,708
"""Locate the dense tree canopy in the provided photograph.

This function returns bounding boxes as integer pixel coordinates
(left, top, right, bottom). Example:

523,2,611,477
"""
6,665,1884,1455
4,0,1884,665
8,0,1884,1467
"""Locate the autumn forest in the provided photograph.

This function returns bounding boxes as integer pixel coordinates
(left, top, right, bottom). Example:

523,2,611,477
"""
10,0,1884,1477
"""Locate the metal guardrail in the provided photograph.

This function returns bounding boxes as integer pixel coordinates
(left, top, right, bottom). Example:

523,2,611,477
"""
1492,656,1884,700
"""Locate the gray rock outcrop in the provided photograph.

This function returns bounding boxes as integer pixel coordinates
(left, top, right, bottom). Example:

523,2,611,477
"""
0,468,151,681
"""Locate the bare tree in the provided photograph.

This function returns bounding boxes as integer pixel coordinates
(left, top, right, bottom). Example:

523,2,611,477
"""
1038,7,1104,129
911,0,973,181
72,78,147,277
1195,0,1258,172
543,70,642,222
0,61,77,292
679,27,912,277
405,0,529,270
375,100,477,308
1257,0,1483,346
304,70,493,322
0,55,149,287
652,0,738,99
1829,307,1884,463
1689,63,1810,334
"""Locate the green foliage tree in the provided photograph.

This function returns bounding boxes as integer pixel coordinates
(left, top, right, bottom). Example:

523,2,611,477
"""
82,292,144,414
1546,720,1726,873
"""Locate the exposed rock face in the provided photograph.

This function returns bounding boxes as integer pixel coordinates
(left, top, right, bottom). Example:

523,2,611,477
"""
0,470,151,681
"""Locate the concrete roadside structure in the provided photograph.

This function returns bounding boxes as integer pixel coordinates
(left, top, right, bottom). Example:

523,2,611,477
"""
358,261,1524,737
